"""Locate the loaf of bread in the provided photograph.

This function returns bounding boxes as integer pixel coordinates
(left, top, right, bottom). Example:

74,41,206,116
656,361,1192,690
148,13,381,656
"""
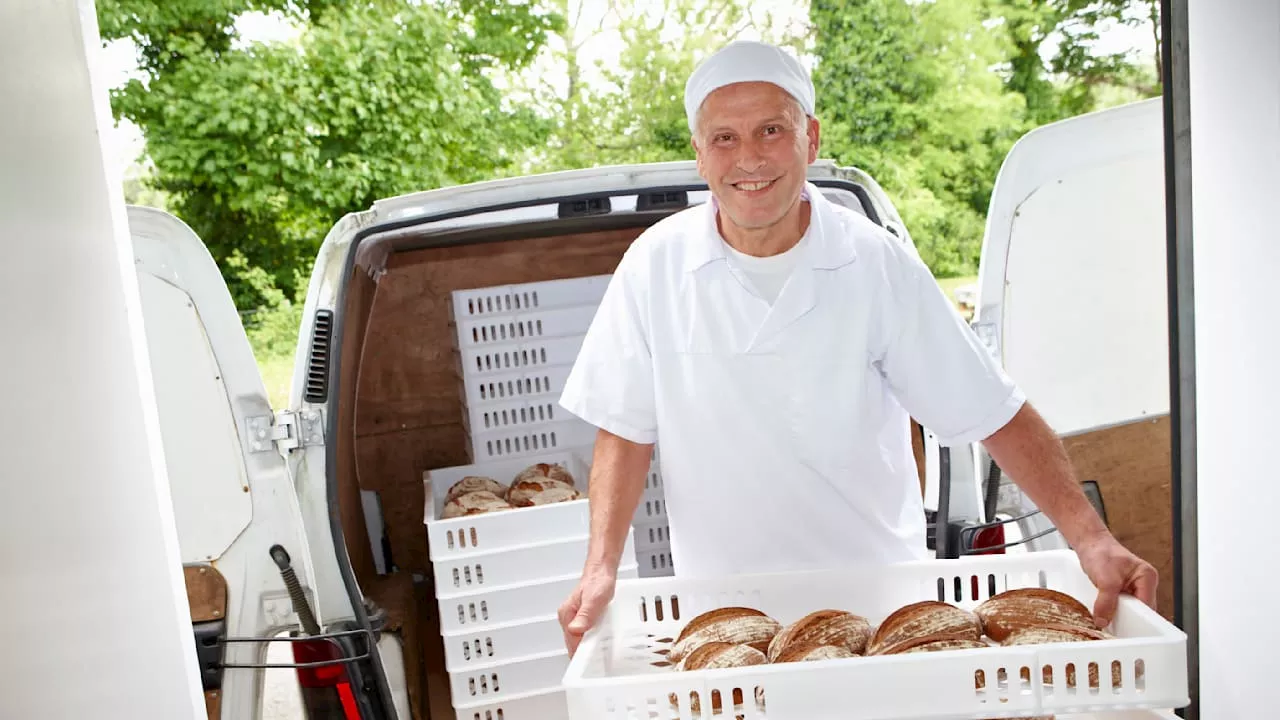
510,483,581,507
766,609,871,662
866,601,982,655
974,588,1097,642
513,462,576,487
667,608,781,664
440,490,512,519
772,641,857,663
1003,623,1123,689
669,642,767,714
444,476,507,505
506,476,577,506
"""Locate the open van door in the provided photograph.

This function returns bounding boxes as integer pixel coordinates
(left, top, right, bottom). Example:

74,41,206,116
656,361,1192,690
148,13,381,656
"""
127,205,392,719
971,98,1173,618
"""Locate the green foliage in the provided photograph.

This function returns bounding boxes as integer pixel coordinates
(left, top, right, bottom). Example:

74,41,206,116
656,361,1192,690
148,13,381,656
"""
811,0,1025,277
101,0,557,309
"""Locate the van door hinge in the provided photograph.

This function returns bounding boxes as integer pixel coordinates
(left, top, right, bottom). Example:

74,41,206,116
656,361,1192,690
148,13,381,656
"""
247,409,325,453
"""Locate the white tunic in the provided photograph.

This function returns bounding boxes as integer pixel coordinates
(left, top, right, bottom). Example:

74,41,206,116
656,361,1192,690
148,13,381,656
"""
558,183,1025,576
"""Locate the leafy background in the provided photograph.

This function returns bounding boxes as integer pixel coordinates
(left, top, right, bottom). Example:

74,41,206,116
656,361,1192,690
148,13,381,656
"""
99,0,1162,406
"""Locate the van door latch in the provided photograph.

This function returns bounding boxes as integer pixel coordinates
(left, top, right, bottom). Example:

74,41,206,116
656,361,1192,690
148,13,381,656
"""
247,409,325,453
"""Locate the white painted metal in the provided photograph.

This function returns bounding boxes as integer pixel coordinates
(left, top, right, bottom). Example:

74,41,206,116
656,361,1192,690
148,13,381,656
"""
972,99,1169,552
136,270,254,561
0,1,205,717
1188,0,1280,716
975,98,1169,437
130,206,321,719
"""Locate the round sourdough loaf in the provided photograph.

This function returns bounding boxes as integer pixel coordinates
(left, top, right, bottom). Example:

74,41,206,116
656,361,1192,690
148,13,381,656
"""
667,608,781,664
766,609,872,661
444,476,507,505
974,588,1096,641
513,462,576,487
440,490,512,519
772,641,857,663
669,642,767,714
511,484,581,507
506,476,576,506
866,601,982,655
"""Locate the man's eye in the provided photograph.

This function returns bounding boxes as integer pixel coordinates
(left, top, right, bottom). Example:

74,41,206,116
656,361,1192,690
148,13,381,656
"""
716,134,733,143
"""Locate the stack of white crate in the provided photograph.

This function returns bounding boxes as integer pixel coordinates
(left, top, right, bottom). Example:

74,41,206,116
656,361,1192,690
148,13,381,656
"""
424,451,639,720
448,275,673,578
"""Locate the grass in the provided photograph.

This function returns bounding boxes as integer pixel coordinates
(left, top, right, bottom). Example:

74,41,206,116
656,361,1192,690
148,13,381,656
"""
258,352,295,411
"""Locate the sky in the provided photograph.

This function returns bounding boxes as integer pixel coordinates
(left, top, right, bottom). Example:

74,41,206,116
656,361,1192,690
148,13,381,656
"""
96,1,1156,189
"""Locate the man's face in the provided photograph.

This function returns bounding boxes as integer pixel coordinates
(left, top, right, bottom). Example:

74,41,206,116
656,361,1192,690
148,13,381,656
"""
691,81,820,233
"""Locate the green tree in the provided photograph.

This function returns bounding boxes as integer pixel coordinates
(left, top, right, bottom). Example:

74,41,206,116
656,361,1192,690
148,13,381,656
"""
993,0,1161,125
810,0,1025,277
100,0,559,309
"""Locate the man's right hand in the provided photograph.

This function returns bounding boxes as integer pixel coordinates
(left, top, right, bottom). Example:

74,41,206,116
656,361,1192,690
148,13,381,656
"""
559,566,617,657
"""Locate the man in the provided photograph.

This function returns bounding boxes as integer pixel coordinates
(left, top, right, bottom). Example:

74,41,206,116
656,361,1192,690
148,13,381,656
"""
556,40,1157,655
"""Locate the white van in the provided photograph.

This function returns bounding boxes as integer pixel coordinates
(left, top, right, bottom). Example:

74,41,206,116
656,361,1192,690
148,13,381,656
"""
132,97,1173,719
130,159,937,720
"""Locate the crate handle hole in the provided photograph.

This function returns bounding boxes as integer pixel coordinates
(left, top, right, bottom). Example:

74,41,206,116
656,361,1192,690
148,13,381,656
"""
491,673,500,692
1088,662,1100,694
1066,663,1078,693
670,595,680,620
997,668,1008,690
470,527,479,546
655,596,665,621
485,637,494,656
1136,659,1146,692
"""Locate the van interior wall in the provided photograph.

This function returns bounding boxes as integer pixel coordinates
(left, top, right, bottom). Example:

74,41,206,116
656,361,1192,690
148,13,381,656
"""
1059,415,1174,622
347,226,646,717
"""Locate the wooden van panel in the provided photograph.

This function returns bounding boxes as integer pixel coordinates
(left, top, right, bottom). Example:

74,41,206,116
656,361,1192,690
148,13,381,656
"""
183,564,227,623
1060,414,1173,621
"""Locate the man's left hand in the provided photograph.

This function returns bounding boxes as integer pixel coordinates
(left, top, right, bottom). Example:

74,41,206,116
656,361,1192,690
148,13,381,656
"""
1074,533,1159,628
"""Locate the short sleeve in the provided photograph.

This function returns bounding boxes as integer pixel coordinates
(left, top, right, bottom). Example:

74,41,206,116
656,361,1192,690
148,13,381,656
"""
874,240,1026,447
558,248,658,445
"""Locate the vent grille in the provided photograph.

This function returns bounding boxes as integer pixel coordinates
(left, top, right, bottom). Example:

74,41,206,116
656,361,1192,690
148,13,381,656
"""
303,309,333,403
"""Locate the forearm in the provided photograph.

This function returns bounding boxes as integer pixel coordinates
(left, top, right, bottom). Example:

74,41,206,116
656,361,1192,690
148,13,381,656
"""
584,428,651,574
980,403,1110,550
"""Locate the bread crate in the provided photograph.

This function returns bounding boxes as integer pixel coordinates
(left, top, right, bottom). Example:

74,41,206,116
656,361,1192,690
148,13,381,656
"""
632,494,668,525
433,533,637,600
449,649,570,709
458,364,576,410
442,614,565,670
562,549,1189,720
455,335,585,378
437,566,638,635
461,396,572,436
424,450,593,560
636,543,674,578
465,418,599,463
632,520,670,552
455,304,600,350
450,687,569,720
450,275,611,322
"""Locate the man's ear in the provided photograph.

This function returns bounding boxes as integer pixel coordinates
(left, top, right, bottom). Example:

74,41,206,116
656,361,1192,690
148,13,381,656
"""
806,116,821,164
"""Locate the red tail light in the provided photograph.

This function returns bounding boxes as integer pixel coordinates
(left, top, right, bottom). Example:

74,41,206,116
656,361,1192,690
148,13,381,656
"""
292,639,362,719
968,524,1007,555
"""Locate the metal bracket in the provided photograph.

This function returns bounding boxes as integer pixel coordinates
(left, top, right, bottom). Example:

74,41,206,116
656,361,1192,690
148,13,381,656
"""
193,619,227,690
247,409,324,453
217,628,374,670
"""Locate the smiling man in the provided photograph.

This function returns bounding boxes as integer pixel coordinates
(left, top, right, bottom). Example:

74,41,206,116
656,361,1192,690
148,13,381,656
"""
556,40,1157,655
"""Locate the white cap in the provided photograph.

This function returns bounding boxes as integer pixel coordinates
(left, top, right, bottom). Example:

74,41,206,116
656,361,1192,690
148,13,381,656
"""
683,40,815,134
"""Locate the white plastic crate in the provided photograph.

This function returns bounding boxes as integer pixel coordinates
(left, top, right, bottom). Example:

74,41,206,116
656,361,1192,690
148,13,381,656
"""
632,494,668,525
466,418,599,463
461,396,572,436
424,450,593,560
455,304,600,349
451,688,570,720
449,650,570,709
458,364,575,410
433,533,637,600
455,335,585,378
450,275,611,322
438,566,638,635
632,520,670,552
563,549,1188,720
635,543,674,578
442,615,565,671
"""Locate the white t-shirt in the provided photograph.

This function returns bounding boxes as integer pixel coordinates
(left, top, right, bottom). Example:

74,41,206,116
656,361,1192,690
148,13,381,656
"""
559,183,1025,576
722,231,809,305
